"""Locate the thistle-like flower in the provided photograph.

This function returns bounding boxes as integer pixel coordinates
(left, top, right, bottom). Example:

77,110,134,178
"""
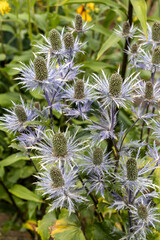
88,174,107,197
87,106,117,143
114,21,136,39
68,14,93,33
36,166,86,214
93,70,139,108
0,97,37,133
124,43,142,67
134,80,160,104
131,199,160,239
33,129,87,167
138,22,160,48
115,148,158,194
80,146,113,176
15,56,58,93
63,78,95,106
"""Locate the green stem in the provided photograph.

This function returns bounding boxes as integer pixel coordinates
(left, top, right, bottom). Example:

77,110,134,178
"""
27,0,32,44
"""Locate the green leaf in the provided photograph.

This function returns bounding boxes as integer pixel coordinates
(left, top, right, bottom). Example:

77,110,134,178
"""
60,0,118,8
0,153,29,167
37,212,57,240
131,0,147,39
97,33,121,60
9,184,42,203
0,54,6,61
83,61,115,72
0,92,20,107
51,213,86,240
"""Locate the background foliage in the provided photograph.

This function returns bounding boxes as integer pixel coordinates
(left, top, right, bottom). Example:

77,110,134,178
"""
0,0,160,239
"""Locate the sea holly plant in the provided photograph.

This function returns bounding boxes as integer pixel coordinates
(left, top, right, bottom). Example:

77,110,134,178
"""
1,13,160,240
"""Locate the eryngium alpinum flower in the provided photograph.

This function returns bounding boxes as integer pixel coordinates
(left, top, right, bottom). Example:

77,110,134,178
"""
115,148,158,193
80,146,113,176
64,32,74,50
64,78,95,105
152,21,160,43
152,46,160,65
93,70,139,108
68,14,92,33
49,29,62,51
15,56,57,92
33,129,86,167
0,97,37,133
36,166,86,214
34,56,48,81
131,200,160,239
114,20,136,38
135,80,160,104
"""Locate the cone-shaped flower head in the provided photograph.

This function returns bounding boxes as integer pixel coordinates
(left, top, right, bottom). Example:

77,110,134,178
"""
14,105,27,123
131,43,138,54
126,158,138,181
145,82,153,100
50,166,65,188
49,29,62,51
93,148,103,165
34,56,48,81
137,204,148,220
109,73,123,97
74,79,85,99
75,14,83,31
122,21,130,36
52,133,67,157
64,33,74,50
152,46,160,65
152,21,160,42
34,101,40,110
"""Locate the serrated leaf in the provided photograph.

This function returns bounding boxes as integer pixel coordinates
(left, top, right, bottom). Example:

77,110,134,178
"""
37,212,57,240
131,0,147,39
97,33,121,60
0,153,29,167
9,184,42,203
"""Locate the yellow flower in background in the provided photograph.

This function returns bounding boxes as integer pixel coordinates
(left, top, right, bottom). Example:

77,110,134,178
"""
0,1,11,16
77,3,94,22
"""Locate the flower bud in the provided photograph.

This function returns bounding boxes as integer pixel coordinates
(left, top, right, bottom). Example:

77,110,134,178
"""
122,21,130,36
152,46,160,65
49,29,62,51
75,14,83,31
52,133,67,157
137,204,148,220
109,73,122,97
14,105,27,123
34,56,48,81
64,33,74,50
74,79,85,99
34,102,40,110
93,148,103,165
145,82,153,100
50,167,65,188
126,158,138,181
152,21,160,42
131,43,138,54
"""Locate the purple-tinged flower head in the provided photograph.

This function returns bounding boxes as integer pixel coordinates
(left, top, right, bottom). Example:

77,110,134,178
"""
36,166,87,214
87,106,117,143
148,141,160,166
115,147,159,194
135,80,160,104
34,29,65,59
114,20,136,39
63,78,95,106
131,199,160,239
15,55,58,93
32,129,87,168
68,14,93,34
16,125,45,148
0,97,37,134
63,101,93,120
93,70,139,109
124,43,142,68
80,145,113,176
88,173,107,197
138,22,160,48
